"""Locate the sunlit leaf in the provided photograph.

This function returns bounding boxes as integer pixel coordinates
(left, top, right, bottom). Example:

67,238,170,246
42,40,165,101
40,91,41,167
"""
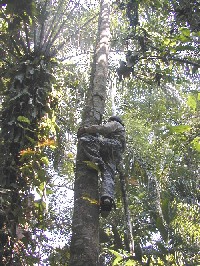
191,137,200,151
125,259,136,265
187,94,197,111
17,116,31,124
41,156,49,165
109,249,123,266
169,125,191,134
180,27,191,37
83,161,100,171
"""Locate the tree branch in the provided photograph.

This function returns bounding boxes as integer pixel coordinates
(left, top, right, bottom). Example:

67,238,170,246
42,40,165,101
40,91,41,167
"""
139,55,200,68
118,165,135,255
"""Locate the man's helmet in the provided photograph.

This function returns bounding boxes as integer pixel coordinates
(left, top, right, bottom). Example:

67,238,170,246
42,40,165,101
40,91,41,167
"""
108,116,124,126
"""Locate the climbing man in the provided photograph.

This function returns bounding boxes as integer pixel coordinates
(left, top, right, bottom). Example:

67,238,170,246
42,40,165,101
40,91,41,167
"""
77,116,126,217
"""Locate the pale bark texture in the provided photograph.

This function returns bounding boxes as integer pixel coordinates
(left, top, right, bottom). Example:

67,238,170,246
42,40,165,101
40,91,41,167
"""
69,1,110,265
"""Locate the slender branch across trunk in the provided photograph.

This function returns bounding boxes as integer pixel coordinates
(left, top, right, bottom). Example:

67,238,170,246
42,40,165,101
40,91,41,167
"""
119,170,135,255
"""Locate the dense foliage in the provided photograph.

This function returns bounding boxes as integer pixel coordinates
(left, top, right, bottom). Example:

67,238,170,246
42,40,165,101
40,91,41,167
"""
0,0,199,265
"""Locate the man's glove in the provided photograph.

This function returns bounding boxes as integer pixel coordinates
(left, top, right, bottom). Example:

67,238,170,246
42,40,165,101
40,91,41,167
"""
77,127,86,138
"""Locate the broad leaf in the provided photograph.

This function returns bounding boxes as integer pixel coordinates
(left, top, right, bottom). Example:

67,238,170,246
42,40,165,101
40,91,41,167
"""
169,125,191,134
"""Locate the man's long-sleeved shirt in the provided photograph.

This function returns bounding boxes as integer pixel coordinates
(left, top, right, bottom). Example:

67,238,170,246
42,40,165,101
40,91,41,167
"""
84,121,126,151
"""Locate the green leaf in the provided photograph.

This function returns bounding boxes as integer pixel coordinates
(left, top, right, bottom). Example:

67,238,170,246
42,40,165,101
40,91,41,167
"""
37,169,47,182
41,156,49,166
163,38,170,45
161,198,170,224
180,27,191,37
187,94,197,111
46,188,53,195
169,125,191,134
178,35,190,42
110,250,123,266
17,116,31,124
83,161,100,171
125,259,136,265
39,182,45,192
191,137,200,151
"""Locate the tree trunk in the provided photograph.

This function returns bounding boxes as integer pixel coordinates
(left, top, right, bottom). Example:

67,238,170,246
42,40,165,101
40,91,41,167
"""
69,1,110,265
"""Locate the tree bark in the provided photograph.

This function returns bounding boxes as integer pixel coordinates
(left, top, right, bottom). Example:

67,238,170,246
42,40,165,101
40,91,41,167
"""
69,1,110,265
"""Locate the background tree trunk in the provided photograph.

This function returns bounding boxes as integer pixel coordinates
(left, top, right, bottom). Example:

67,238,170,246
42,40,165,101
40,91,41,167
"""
69,1,110,265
